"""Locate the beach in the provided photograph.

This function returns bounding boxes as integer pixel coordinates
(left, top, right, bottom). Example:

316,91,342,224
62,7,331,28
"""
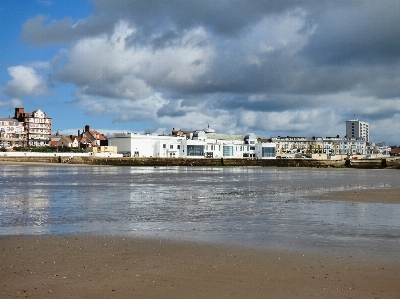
310,187,400,204
1,166,399,298
1,234,400,299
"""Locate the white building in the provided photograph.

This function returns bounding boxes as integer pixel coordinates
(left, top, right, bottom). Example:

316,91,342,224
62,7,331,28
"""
366,142,391,157
108,131,276,159
271,136,367,158
108,132,185,157
0,118,26,148
346,119,369,141
255,143,276,159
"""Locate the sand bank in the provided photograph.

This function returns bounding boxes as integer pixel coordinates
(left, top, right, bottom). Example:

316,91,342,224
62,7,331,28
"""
310,188,400,204
1,235,399,299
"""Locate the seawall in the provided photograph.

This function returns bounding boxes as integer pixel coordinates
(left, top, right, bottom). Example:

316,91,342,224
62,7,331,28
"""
1,156,399,169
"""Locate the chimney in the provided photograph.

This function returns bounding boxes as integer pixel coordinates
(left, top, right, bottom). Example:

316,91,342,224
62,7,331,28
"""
85,125,90,132
15,108,25,119
78,130,81,136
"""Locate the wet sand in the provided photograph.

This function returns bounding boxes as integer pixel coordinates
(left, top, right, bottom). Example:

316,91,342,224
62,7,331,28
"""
1,235,399,299
310,187,400,204
1,168,399,298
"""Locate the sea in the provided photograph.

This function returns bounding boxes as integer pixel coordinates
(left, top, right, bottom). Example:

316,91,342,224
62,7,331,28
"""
1,165,399,259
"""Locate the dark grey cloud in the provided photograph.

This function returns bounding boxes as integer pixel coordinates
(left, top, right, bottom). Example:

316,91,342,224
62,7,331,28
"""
16,0,400,144
157,104,187,118
94,0,294,36
301,2,400,65
21,0,298,46
20,13,114,46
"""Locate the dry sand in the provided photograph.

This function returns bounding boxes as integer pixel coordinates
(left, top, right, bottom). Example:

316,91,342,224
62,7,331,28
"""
1,235,399,299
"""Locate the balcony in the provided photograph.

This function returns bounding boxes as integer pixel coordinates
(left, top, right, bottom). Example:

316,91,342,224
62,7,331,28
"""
0,137,26,141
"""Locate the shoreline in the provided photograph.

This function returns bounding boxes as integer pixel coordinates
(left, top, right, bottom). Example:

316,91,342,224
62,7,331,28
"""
1,235,399,299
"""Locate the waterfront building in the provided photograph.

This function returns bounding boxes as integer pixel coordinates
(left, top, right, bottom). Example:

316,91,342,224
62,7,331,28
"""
14,108,52,146
0,118,26,147
272,136,323,156
346,119,369,141
271,136,367,158
108,132,185,157
108,131,276,159
366,142,391,157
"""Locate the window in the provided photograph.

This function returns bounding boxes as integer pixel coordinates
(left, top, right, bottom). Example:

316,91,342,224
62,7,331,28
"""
223,146,233,156
262,147,275,157
170,144,173,149
163,144,166,149
187,145,204,156
177,145,180,149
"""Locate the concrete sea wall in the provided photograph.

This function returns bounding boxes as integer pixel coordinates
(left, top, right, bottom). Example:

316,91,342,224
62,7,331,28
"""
1,156,399,169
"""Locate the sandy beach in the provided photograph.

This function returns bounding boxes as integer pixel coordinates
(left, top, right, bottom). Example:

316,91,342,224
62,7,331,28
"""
1,167,399,298
0,234,399,299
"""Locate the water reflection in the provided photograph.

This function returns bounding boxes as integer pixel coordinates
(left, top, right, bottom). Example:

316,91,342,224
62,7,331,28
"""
0,165,399,258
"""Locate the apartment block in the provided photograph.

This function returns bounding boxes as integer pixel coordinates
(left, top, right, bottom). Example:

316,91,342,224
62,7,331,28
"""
0,118,26,147
15,108,52,146
346,120,369,141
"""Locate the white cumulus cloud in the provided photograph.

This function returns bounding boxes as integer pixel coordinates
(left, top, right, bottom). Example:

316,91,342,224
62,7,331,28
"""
6,65,48,97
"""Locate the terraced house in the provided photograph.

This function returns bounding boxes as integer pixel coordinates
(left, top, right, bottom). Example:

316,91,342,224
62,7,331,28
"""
271,136,367,158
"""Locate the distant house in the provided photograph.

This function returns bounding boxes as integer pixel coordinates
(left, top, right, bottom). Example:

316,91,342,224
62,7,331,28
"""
77,125,107,148
57,136,79,148
390,147,400,157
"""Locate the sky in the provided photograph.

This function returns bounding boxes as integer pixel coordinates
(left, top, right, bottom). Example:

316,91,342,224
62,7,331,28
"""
1,0,400,145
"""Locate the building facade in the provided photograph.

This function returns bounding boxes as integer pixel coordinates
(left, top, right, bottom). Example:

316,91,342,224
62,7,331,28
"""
346,120,369,141
0,118,26,148
271,136,367,157
15,108,52,146
108,131,276,159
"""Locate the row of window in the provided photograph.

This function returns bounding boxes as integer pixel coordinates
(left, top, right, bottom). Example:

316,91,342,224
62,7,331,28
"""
163,144,181,150
0,122,18,126
25,118,52,123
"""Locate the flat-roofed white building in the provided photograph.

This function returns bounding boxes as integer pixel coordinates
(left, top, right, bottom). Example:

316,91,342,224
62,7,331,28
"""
108,131,276,159
255,143,276,159
108,132,185,157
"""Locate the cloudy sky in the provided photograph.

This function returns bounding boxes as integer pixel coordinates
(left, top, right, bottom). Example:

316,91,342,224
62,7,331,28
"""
1,0,400,144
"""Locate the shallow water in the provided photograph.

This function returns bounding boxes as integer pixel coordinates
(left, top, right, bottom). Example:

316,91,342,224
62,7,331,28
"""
1,165,399,259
